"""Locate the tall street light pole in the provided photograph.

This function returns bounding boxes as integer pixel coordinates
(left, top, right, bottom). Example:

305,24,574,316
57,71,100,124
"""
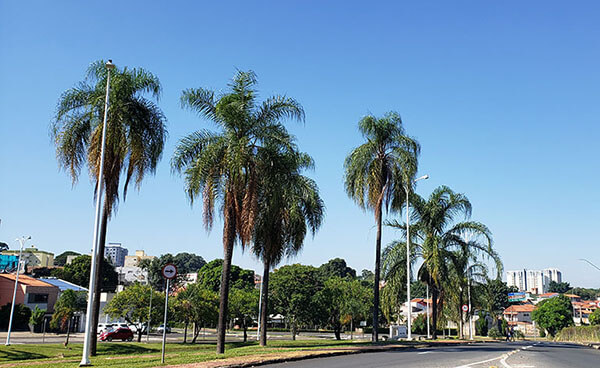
5,236,31,346
406,174,428,340
80,59,115,367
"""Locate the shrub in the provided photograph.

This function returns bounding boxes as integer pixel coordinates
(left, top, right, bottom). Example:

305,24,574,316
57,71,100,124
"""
475,312,488,336
589,309,600,326
411,314,427,334
539,328,546,337
513,330,525,340
488,327,502,339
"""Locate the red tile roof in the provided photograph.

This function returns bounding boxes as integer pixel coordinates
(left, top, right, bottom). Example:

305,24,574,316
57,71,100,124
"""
504,304,536,314
0,274,54,287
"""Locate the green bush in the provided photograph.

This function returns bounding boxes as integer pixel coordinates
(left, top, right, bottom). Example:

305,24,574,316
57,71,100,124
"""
0,303,31,330
488,327,502,339
411,314,427,334
589,309,600,326
513,330,525,340
539,328,546,337
475,313,488,336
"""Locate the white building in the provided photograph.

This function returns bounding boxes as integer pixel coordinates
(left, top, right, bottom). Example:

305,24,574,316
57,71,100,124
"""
115,266,148,285
105,243,128,267
506,270,527,291
542,268,562,283
525,270,548,294
506,268,562,294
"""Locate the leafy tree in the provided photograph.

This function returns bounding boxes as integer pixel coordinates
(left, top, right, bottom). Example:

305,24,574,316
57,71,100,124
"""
52,60,167,355
52,255,117,291
0,241,9,252
477,278,518,319
318,258,356,280
104,283,165,342
387,186,499,339
174,283,219,343
589,308,600,326
172,70,304,354
316,277,373,340
548,281,571,294
344,112,420,341
532,295,574,337
228,287,259,342
0,303,31,330
173,252,206,274
53,251,81,267
270,264,322,339
358,269,374,287
568,287,600,300
31,267,54,278
50,290,87,346
252,146,324,346
196,259,255,293
29,306,46,330
139,253,191,291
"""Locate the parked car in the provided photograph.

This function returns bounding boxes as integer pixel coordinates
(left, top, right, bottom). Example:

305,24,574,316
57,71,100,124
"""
97,323,114,334
156,324,171,333
99,327,134,342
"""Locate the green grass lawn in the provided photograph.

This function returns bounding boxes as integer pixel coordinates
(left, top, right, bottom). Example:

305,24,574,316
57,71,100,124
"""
0,340,373,368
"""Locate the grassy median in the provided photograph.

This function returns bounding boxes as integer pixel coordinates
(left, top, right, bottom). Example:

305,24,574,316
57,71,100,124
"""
0,340,376,368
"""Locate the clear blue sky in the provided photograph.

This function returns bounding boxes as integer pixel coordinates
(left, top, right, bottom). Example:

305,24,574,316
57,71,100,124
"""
1,1,599,287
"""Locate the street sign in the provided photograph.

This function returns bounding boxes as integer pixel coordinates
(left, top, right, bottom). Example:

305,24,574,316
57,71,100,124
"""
597,301,600,308
360,320,367,327
462,304,469,312
508,292,526,302
161,264,177,279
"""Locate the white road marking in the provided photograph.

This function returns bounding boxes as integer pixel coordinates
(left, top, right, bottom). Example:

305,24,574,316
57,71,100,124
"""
455,347,523,368
417,351,431,355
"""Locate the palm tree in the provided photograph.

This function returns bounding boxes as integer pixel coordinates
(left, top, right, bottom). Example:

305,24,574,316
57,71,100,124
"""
387,186,500,338
343,112,420,341
172,71,304,354
51,60,167,354
252,146,324,346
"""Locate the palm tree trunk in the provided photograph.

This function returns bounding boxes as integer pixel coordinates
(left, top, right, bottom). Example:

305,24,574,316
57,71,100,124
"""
432,285,438,339
260,258,270,347
90,206,109,356
65,317,72,347
372,202,383,342
216,200,236,354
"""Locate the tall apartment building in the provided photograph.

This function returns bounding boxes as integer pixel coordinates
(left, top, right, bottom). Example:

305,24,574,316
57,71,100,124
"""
506,268,562,294
506,270,527,291
104,243,128,267
542,268,562,283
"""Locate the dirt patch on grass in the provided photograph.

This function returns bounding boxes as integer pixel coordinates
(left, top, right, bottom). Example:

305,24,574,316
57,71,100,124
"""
0,359,78,367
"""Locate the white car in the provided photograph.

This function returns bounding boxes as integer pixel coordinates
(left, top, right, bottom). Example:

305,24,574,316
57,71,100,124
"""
97,323,114,334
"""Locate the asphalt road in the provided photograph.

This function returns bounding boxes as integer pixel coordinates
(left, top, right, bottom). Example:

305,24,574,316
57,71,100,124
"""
261,341,600,368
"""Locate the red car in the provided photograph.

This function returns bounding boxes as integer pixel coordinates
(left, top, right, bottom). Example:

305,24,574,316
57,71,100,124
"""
99,327,134,342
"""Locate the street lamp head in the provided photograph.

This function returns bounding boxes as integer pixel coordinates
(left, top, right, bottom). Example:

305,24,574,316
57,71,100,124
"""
415,174,429,182
106,59,115,69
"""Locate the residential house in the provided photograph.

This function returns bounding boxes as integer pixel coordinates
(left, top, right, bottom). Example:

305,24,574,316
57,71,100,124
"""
0,274,60,312
503,304,537,336
2,246,55,269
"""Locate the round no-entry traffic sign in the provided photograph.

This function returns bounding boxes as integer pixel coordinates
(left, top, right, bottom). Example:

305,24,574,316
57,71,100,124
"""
462,304,469,312
162,263,178,279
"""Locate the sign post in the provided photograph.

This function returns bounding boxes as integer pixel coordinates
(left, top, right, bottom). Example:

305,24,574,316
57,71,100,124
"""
161,264,177,364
